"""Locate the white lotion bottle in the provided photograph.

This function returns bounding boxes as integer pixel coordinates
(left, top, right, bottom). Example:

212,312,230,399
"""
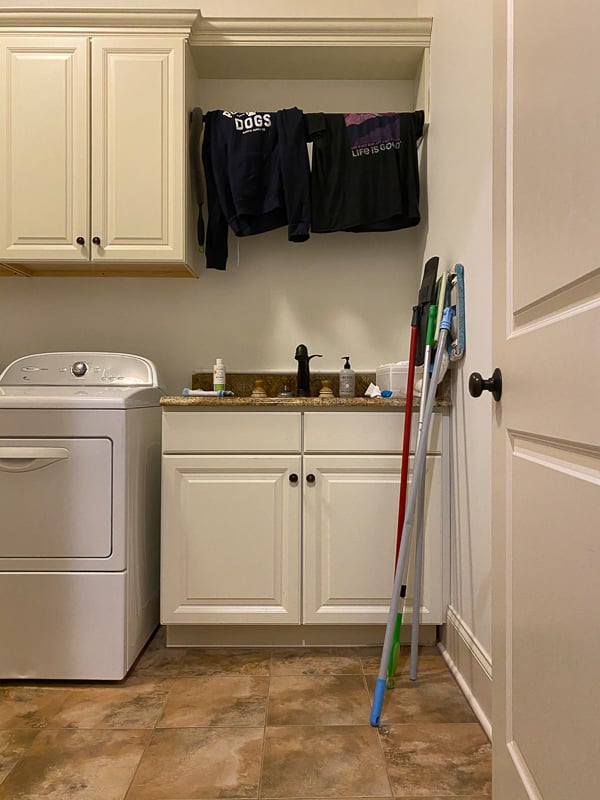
213,358,226,391
339,356,355,397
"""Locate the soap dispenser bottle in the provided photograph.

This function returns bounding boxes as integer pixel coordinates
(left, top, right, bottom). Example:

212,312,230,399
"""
213,358,226,391
339,356,355,398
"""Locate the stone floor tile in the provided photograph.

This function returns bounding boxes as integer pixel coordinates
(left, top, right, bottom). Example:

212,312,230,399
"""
179,648,271,677
261,725,392,798
126,727,264,799
379,723,492,797
267,675,371,726
131,641,188,678
0,686,71,730
365,673,477,724
45,678,170,729
271,647,362,676
0,728,149,800
0,729,39,784
360,646,449,678
157,676,268,727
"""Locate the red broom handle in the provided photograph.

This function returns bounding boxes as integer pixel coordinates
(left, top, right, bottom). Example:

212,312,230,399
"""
395,306,420,565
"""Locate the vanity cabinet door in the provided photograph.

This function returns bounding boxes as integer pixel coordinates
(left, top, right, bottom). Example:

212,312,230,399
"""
302,453,444,625
161,454,301,624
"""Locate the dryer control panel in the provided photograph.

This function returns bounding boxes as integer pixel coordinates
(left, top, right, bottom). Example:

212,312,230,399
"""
0,352,160,387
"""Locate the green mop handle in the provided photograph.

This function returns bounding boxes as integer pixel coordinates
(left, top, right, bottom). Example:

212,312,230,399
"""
426,304,438,348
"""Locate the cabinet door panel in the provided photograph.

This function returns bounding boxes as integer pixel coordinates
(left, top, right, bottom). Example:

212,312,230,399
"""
303,454,443,624
162,455,301,624
91,37,184,261
0,37,88,261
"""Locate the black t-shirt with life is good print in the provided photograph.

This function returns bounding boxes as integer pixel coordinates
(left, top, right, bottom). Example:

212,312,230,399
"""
304,110,424,234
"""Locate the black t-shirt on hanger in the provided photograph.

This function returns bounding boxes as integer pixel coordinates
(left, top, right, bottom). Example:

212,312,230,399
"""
304,110,424,234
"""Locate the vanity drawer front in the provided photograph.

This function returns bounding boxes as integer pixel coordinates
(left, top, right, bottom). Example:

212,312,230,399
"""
163,411,302,453
303,411,442,453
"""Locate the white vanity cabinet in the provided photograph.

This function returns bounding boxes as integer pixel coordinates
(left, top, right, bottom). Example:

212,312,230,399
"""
0,10,201,277
161,407,449,640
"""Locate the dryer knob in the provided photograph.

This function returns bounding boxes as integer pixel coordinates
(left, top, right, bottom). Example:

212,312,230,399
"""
71,361,88,377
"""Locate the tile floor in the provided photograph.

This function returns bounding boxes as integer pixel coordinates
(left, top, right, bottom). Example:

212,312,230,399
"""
0,627,492,799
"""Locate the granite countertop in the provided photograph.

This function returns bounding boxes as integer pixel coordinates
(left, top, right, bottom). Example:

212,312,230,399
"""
160,395,431,408
161,371,451,409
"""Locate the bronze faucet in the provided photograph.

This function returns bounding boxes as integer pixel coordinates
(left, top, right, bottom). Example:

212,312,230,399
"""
294,344,322,397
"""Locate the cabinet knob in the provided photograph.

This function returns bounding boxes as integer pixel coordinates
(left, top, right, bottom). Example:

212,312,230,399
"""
289,473,298,484
306,473,316,485
92,236,101,246
76,236,85,246
469,368,502,402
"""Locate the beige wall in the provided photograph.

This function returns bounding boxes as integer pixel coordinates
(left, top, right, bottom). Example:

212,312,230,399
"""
418,0,493,727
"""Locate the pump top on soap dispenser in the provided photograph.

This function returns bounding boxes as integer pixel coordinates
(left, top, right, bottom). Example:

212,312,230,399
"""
339,356,355,398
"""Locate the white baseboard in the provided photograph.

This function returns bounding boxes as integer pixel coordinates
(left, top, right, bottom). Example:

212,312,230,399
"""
439,605,492,741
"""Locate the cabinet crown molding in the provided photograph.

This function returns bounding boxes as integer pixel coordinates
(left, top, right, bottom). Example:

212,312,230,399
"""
190,16,432,47
0,9,198,34
188,16,432,81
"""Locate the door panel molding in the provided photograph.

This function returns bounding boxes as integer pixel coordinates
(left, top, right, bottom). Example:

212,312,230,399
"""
509,430,600,480
513,266,600,328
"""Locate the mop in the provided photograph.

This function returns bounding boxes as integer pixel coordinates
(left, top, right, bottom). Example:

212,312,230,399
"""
386,305,420,689
408,302,438,679
409,264,466,681
385,257,438,689
386,299,437,690
370,304,454,727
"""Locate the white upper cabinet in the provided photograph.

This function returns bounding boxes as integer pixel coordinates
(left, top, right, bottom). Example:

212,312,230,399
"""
0,10,200,277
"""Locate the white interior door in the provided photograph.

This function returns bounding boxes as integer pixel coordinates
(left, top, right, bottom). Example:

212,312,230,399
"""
492,2,600,798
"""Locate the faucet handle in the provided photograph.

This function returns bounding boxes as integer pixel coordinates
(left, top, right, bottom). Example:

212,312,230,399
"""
295,344,323,361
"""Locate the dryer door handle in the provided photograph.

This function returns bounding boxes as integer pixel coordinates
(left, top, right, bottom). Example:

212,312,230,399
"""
0,447,69,473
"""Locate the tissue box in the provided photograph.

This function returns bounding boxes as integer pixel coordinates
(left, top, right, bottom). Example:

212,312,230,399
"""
376,362,423,397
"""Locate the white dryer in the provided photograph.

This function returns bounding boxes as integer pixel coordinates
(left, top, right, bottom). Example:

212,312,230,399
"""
0,352,164,680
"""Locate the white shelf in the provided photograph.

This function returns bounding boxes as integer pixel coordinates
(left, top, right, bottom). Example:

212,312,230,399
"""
189,17,432,86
